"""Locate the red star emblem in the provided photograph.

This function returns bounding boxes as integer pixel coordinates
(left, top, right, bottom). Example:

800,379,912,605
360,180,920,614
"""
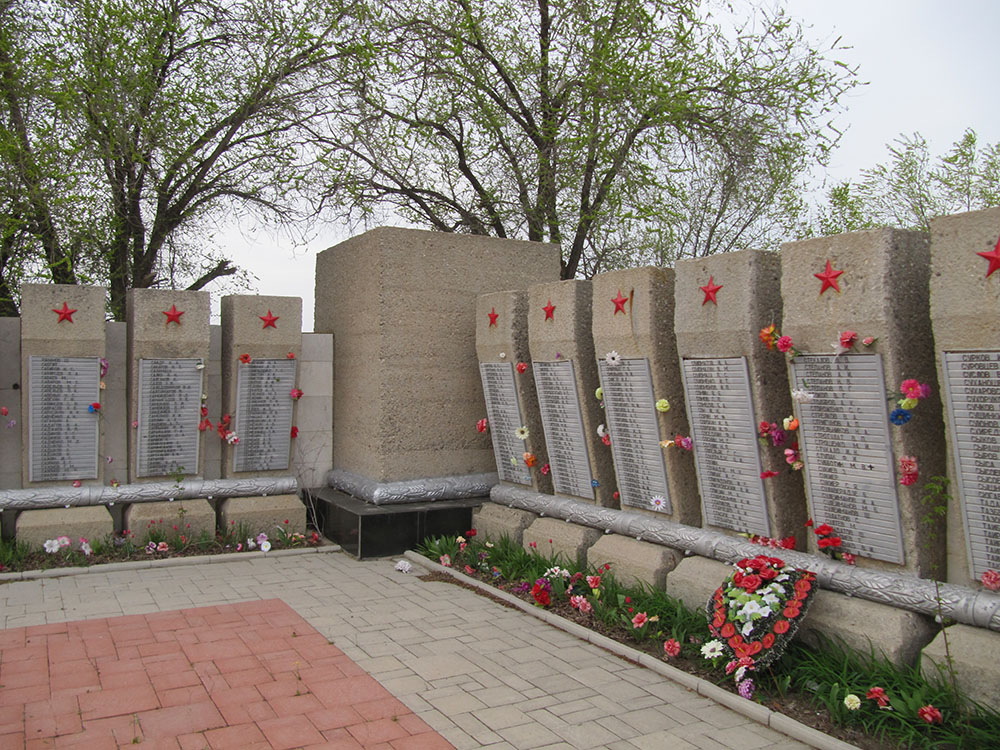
163,304,184,324
977,235,1000,278
259,310,279,329
611,290,628,315
814,259,844,294
488,307,499,327
52,302,77,323
543,300,556,321
700,276,723,305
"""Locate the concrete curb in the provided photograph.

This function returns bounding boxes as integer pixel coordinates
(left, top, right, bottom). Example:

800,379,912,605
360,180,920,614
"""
402,550,861,750
0,543,342,582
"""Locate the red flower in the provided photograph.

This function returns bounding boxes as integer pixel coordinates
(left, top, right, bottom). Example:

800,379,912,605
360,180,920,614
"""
466,529,477,538
200,405,208,417
804,518,813,527
290,388,304,400
776,336,794,353
198,418,213,432
286,352,296,359
516,362,528,374
290,426,299,438
541,463,550,475
663,639,681,658
476,418,488,433
760,470,779,479
866,686,890,708
818,536,842,548
773,620,790,634
981,569,1000,591
839,330,858,349
758,566,778,581
738,574,762,593
239,353,251,364
720,622,735,638
814,523,833,536
780,537,796,549
917,705,942,724
523,452,537,467
782,605,801,619
762,633,775,649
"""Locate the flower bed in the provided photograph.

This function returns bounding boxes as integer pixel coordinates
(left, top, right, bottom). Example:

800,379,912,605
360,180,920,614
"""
416,531,1000,750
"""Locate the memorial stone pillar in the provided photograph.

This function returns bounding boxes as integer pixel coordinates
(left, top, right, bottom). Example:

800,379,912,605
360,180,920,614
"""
218,295,306,533
928,207,1000,586
15,284,113,544
591,267,699,525
781,230,945,577
675,250,806,541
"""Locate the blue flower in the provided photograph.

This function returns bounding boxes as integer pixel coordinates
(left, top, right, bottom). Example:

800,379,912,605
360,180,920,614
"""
591,479,599,487
889,408,912,426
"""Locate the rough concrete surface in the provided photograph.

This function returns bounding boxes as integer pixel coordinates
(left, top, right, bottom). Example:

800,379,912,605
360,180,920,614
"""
522,516,601,569
15,506,114,548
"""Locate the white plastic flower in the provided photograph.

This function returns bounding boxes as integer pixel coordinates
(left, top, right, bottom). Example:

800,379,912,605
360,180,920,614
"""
394,559,413,573
597,423,608,438
515,426,529,440
844,694,861,711
650,495,666,511
260,540,271,552
605,351,622,366
44,539,61,553
790,388,814,404
700,640,726,660
80,541,93,556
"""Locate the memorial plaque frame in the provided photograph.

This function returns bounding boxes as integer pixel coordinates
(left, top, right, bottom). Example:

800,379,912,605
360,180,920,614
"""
533,360,594,500
791,354,904,563
479,362,532,485
597,357,671,513
941,350,1000,578
27,356,101,483
232,359,297,473
682,356,769,536
136,358,204,478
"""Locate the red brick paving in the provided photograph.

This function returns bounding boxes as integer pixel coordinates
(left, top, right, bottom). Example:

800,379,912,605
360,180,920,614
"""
0,600,453,749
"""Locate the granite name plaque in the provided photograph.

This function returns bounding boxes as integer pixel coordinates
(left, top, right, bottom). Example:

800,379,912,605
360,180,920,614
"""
479,362,531,484
533,360,594,499
942,350,1000,577
597,357,671,512
136,358,203,478
233,359,297,472
790,354,903,563
682,357,769,535
27,356,100,482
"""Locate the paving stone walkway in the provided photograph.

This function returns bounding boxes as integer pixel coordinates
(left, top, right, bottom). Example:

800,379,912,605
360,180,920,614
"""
0,550,814,749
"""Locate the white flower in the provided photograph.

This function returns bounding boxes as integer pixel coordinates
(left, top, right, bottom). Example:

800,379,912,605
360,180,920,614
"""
456,536,466,544
791,388,814,404
734,665,748,682
195,362,205,370
246,538,257,550
597,423,607,438
605,351,622,366
701,640,725,660
515,426,529,440
498,352,506,359
485,542,494,548
833,342,851,356
650,495,666,511
80,541,92,556
844,694,861,711
394,560,413,573
260,540,271,552
44,539,61,553
741,621,756,637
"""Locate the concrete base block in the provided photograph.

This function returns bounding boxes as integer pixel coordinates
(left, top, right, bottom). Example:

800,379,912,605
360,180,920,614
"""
472,503,537,545
15,507,115,548
523,517,601,568
587,535,682,589
921,624,1000,706
125,499,217,541
799,590,936,667
217,494,306,538
664,556,732,613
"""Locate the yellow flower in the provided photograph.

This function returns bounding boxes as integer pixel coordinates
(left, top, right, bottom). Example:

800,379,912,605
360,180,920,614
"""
655,398,670,412
659,440,674,449
595,387,603,400
899,397,918,410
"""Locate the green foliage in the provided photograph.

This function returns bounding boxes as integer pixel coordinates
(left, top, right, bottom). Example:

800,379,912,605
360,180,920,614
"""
318,0,857,278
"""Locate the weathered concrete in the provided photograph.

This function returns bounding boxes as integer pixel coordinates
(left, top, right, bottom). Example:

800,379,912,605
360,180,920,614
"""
15,506,114,548
471,503,537,545
217,494,307,538
587,533,681,589
664,555,732,614
522,516,601,569
315,228,560,486
124,499,216,540
921,623,1000,706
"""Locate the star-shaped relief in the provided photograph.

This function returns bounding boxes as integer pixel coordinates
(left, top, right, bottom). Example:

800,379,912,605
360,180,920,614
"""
611,290,628,315
259,310,279,329
163,304,184,324
543,300,556,321
976,235,1000,278
52,302,77,323
700,276,723,305
488,307,499,327
814,259,844,295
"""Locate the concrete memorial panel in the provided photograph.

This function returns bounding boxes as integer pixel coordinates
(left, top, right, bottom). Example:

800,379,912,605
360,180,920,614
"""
136,358,203,477
930,206,1000,584
781,229,945,575
534,360,593,499
590,268,699,523
479,362,531,485
682,357,769,536
233,359,297,472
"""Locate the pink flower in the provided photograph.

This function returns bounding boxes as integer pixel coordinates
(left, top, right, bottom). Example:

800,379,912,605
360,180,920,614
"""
839,331,858,349
917,705,942,724
898,455,918,475
776,336,794,353
862,336,876,346
899,472,918,486
586,575,601,589
477,418,488,433
289,388,304,400
842,553,857,565
760,470,779,479
577,598,592,614
631,612,648,629
569,595,588,610
156,542,169,552
663,639,680,658
900,379,922,399
540,463,550,475
72,480,82,487
981,569,1000,591
866,686,890,708
464,565,475,574
439,554,451,567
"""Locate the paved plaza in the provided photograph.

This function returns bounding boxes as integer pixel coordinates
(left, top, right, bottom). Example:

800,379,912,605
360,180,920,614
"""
0,549,823,749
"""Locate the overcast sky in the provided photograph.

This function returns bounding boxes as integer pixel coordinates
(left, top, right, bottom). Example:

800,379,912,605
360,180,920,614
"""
221,0,1000,331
